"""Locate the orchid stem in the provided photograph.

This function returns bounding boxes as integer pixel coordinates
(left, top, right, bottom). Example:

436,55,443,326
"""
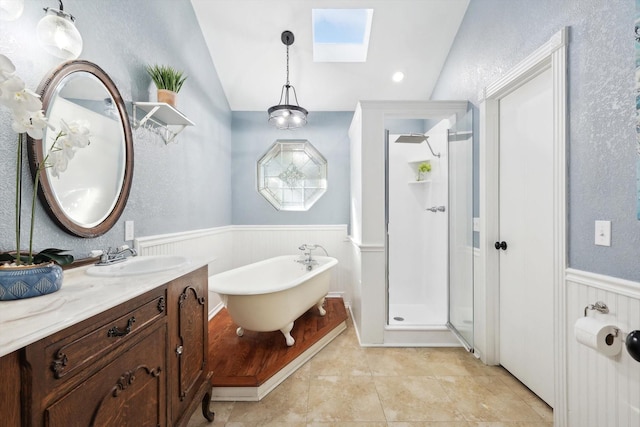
28,135,57,265
29,165,42,265
15,133,22,265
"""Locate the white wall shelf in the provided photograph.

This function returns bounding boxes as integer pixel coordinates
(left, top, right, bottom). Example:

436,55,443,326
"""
132,102,194,144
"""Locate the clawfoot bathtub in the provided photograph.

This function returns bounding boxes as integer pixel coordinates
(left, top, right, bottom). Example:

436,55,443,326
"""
209,255,338,346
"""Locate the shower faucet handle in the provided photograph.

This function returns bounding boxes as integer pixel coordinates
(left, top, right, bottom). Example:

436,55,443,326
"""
426,206,446,213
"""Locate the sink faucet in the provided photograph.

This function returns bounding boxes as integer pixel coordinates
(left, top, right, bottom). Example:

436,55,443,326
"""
96,245,138,265
296,244,328,270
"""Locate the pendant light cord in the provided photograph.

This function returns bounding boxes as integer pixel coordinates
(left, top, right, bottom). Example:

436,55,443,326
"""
286,43,290,87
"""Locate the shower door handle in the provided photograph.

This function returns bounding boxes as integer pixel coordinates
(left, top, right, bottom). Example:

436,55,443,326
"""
494,241,507,250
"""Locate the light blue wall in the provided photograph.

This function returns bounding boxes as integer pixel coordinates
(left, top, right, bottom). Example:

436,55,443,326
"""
431,0,640,281
0,0,231,260
231,112,352,225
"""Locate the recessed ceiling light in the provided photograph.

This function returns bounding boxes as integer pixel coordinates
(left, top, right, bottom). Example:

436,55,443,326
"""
392,71,405,82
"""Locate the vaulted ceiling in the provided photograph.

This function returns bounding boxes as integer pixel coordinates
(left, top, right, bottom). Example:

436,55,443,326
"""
191,0,469,112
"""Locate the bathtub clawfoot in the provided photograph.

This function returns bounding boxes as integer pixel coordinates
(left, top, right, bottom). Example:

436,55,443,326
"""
236,327,244,337
280,322,295,346
317,297,326,316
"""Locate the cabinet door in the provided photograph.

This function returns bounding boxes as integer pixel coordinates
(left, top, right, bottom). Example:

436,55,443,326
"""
168,266,209,425
45,324,167,427
0,351,21,427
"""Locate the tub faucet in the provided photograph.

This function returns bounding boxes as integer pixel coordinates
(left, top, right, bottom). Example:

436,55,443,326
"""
297,244,328,270
96,245,137,265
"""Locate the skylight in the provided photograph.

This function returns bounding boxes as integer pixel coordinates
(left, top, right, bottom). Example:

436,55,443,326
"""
312,8,374,62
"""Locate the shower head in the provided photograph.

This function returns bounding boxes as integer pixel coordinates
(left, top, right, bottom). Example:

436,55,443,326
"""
394,134,441,158
394,134,427,144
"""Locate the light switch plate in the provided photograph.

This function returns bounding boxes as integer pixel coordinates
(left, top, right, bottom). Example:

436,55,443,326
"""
595,220,611,246
473,217,480,232
125,220,134,241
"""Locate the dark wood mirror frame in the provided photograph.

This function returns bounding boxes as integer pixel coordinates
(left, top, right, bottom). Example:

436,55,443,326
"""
27,60,134,238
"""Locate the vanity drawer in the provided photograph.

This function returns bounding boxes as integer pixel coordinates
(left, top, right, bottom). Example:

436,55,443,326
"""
25,286,167,394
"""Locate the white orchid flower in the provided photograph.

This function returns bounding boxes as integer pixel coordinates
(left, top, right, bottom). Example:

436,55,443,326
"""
11,109,50,139
0,75,25,107
55,134,77,160
6,87,42,114
60,118,91,148
0,54,16,82
47,149,68,178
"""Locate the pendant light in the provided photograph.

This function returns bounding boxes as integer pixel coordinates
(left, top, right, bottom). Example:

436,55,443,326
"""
36,0,83,60
267,31,308,129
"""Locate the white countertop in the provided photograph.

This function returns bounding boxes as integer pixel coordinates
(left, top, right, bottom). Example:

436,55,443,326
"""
0,255,215,358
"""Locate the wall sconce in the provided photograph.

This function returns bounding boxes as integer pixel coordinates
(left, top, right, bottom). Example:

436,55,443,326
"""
36,0,83,60
0,0,24,21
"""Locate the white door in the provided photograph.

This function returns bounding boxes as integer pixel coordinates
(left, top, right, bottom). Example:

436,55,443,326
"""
498,67,554,406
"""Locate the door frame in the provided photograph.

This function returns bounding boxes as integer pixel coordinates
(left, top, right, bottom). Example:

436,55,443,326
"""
478,28,567,425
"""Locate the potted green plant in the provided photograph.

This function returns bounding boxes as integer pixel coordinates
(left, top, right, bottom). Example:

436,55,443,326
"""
146,64,187,108
417,161,432,181
0,54,88,300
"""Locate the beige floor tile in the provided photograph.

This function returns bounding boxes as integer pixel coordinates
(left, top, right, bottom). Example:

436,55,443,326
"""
452,396,543,423
437,376,544,422
467,423,553,427
224,423,305,427
307,375,387,422
374,376,465,422
524,398,553,422
309,335,371,376
187,401,234,425
365,347,435,376
228,377,309,424
388,423,471,427
193,311,554,426
307,423,388,427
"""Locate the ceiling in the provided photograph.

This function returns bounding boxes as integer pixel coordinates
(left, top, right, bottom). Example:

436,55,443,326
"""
190,0,469,112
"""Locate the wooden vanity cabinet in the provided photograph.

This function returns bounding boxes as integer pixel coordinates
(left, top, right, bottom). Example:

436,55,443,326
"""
23,286,169,427
167,266,214,426
18,266,213,427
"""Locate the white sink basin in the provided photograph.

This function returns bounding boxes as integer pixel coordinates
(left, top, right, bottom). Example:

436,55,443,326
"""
85,255,189,277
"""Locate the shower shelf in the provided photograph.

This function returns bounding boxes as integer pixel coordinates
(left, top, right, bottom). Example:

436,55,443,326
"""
407,159,433,183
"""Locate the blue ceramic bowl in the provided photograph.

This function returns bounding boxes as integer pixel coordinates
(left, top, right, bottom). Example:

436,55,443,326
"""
0,263,63,300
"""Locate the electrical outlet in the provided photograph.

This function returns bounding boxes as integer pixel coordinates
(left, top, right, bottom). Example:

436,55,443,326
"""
125,220,134,241
595,220,611,247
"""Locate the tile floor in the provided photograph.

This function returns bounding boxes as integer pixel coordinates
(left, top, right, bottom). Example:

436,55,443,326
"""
189,316,553,427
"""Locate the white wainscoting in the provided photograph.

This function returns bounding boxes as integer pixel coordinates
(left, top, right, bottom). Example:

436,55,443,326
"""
135,225,351,317
565,269,640,427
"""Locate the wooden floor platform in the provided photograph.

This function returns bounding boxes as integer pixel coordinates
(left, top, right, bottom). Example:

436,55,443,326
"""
208,298,347,400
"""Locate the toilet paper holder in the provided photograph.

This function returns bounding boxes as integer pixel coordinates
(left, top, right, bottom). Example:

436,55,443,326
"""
583,301,620,339
584,301,609,317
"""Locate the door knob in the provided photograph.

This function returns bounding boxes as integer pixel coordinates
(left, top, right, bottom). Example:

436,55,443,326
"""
494,241,507,250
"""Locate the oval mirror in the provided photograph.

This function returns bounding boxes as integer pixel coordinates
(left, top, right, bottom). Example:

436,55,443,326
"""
28,60,133,238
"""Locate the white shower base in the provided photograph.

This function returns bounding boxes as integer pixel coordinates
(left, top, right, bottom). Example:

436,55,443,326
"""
388,303,447,326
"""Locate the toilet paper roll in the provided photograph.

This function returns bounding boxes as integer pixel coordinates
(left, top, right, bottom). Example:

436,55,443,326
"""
574,316,621,356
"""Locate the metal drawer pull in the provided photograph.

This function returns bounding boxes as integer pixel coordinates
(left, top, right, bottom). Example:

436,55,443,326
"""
107,317,136,337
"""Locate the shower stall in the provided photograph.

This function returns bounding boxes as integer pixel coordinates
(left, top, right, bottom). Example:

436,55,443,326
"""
348,101,473,349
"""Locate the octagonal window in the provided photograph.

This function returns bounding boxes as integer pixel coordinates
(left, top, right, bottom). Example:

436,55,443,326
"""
257,140,328,211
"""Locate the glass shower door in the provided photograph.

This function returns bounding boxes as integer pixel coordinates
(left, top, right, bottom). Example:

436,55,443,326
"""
447,108,474,350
